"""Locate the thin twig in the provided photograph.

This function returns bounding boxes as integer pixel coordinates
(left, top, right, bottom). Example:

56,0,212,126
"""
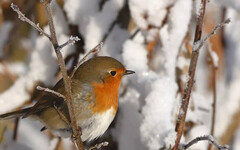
40,0,84,149
58,36,80,50
130,28,140,40
172,3,231,150
53,104,70,125
180,135,229,150
193,18,231,52
10,3,51,40
207,42,218,150
172,0,207,149
54,137,62,150
70,42,103,78
13,118,19,141
88,141,109,150
172,2,229,150
36,86,66,100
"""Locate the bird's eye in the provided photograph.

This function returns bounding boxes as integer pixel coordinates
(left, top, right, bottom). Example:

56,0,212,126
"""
110,71,116,76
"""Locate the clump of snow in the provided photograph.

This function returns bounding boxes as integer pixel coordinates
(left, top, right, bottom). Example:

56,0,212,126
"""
159,0,192,80
140,77,177,149
99,25,129,59
209,48,219,67
0,62,26,75
129,0,174,29
112,88,145,150
64,0,125,50
193,40,201,51
122,39,148,72
164,130,177,149
0,35,58,114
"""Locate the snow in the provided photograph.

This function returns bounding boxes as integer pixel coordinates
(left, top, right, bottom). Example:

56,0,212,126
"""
0,62,26,75
100,25,129,59
140,77,177,149
1,0,240,150
122,39,148,72
233,128,240,150
159,0,192,80
64,0,125,50
0,22,13,57
129,0,174,29
0,35,58,114
112,88,144,150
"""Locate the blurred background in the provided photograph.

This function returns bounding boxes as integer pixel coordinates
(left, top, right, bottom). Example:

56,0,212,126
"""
0,0,240,150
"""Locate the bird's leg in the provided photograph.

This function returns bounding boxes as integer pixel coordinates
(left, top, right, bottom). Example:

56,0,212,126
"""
71,126,82,139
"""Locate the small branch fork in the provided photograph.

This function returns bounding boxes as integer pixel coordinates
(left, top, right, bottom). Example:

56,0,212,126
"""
10,3,51,40
180,135,229,150
36,86,66,100
88,141,109,150
11,1,84,150
172,0,231,149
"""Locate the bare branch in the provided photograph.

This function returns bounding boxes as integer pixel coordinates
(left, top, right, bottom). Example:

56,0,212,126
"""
180,135,229,150
193,18,231,52
172,0,208,149
10,3,51,40
36,86,66,100
40,0,84,149
70,42,103,78
59,36,80,50
13,118,19,141
88,141,109,150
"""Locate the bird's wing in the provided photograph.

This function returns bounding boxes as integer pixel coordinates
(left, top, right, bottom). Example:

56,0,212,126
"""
23,79,93,121
23,79,66,118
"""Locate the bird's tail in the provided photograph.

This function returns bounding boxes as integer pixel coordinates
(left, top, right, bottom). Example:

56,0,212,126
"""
0,108,31,119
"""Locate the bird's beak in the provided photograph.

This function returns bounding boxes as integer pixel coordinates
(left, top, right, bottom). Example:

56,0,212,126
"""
124,70,135,75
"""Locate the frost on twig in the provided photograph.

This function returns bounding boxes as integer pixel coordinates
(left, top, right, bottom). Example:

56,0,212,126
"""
10,3,51,40
193,18,231,51
88,141,109,150
36,86,66,100
58,36,80,50
179,135,229,150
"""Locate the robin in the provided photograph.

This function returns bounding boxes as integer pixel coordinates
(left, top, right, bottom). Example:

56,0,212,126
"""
0,56,135,141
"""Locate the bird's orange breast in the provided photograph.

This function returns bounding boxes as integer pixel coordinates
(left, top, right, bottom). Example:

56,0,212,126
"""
89,69,125,115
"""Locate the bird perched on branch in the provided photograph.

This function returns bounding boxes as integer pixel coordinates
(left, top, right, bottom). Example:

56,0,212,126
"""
0,56,134,141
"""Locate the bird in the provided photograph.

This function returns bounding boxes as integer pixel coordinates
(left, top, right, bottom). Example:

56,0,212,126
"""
0,56,135,142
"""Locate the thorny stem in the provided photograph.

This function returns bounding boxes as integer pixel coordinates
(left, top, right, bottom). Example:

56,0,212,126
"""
172,0,207,149
180,135,229,150
40,0,84,149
